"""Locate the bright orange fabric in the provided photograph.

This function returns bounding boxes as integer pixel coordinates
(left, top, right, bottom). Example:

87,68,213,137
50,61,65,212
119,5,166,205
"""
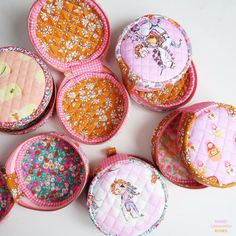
62,78,125,140
36,0,104,63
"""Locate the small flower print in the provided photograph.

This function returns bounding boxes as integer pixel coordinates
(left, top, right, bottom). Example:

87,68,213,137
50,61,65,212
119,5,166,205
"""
21,137,85,202
46,4,55,14
40,12,48,21
55,0,63,10
87,23,96,32
41,42,49,52
66,41,74,50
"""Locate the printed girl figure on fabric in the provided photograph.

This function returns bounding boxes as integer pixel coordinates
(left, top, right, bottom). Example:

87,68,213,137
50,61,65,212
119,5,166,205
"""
132,17,182,74
111,179,144,221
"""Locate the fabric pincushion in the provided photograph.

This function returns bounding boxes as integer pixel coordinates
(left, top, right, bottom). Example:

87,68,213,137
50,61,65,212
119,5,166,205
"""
87,150,168,236
116,15,196,111
28,0,129,144
152,102,236,189
0,132,89,219
0,47,55,133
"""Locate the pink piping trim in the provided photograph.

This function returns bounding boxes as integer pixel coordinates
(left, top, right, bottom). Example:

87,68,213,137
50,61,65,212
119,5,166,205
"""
28,0,110,72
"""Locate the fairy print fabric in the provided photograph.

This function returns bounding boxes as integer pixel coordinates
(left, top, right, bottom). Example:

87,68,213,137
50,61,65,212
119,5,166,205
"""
117,15,191,91
88,157,167,236
20,136,85,202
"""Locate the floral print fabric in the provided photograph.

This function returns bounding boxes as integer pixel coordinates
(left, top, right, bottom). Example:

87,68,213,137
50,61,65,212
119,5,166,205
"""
36,0,104,63
21,136,85,202
158,114,191,181
0,171,13,221
62,78,125,140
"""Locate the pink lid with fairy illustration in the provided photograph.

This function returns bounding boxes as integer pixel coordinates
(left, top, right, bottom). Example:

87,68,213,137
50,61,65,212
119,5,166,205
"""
116,15,192,91
178,102,236,188
87,153,168,236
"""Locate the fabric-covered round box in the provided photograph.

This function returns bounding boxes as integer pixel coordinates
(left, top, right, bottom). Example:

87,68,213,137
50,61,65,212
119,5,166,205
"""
0,132,89,222
116,15,196,111
28,0,130,144
87,149,168,235
152,102,236,188
0,46,55,134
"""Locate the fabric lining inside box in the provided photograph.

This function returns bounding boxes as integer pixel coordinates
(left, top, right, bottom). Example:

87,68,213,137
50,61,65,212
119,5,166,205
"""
36,0,105,63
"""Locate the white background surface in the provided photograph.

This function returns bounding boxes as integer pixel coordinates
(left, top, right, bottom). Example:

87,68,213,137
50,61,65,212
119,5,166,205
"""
0,0,236,235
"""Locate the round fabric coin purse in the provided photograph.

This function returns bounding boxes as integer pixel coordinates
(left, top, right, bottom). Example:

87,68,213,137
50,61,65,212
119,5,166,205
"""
0,132,89,222
116,14,196,112
28,0,129,144
87,148,168,236
0,46,55,134
153,102,236,188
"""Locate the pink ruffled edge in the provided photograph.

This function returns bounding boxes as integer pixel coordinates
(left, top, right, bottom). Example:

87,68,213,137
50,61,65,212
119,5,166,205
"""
56,72,130,144
5,133,89,210
129,62,197,112
28,0,111,72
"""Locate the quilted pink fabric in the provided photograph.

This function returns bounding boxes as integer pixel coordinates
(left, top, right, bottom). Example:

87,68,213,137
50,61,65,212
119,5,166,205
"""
185,104,236,186
0,51,45,122
118,15,191,90
88,154,167,236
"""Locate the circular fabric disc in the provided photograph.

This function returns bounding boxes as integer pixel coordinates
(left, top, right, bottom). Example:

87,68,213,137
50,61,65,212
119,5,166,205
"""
179,102,236,188
88,154,168,236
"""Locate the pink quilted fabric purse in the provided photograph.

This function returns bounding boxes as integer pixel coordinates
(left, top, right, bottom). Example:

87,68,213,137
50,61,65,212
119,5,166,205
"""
0,46,55,134
28,0,130,144
116,15,196,111
0,132,89,222
152,102,236,188
87,148,168,235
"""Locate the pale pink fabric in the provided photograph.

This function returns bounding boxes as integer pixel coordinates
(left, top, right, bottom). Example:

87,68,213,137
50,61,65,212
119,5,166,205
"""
0,51,45,122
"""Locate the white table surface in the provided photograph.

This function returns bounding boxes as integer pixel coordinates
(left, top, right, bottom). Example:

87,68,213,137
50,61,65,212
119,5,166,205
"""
0,0,236,235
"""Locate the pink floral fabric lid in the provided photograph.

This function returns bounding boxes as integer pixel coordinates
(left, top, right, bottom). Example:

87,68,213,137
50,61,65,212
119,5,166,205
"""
178,102,236,188
116,15,192,91
5,132,89,211
87,153,168,236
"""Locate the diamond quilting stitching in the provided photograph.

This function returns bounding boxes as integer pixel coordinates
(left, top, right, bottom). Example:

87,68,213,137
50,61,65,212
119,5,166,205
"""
62,77,125,140
88,158,167,236
36,0,104,63
189,106,236,186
